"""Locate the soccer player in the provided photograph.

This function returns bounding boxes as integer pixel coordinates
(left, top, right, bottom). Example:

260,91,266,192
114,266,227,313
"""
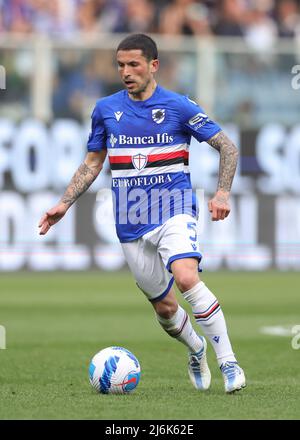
39,34,246,393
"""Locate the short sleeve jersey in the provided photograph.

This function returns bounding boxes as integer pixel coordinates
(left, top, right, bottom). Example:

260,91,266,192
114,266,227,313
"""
87,85,221,242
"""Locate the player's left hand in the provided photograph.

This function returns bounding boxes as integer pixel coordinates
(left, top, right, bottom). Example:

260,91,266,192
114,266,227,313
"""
208,190,230,221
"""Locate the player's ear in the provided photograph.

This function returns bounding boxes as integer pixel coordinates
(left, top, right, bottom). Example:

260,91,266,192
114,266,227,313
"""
150,59,159,74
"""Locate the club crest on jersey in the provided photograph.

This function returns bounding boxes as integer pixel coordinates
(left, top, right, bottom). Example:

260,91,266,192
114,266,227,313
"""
132,153,148,170
152,109,166,124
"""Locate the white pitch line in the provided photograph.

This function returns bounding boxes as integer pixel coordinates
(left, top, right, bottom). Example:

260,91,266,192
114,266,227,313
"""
259,325,295,337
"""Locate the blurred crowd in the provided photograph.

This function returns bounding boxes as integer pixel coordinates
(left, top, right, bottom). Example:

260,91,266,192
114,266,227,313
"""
1,0,300,126
0,0,300,42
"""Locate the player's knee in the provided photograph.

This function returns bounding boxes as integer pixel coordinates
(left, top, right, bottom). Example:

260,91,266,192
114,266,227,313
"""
174,270,199,293
154,301,178,319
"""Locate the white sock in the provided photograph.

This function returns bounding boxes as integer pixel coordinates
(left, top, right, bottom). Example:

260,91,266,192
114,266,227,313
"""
156,305,203,354
182,281,237,366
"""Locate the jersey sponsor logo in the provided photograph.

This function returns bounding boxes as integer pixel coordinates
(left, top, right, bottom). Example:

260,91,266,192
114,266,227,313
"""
132,153,148,171
114,111,123,122
112,173,173,188
188,112,208,126
118,132,173,145
152,109,166,124
110,133,118,148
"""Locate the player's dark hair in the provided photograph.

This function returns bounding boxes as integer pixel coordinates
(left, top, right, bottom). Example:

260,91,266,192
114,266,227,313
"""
117,34,158,61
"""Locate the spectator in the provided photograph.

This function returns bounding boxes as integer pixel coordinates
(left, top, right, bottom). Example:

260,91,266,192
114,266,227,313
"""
29,0,62,35
93,0,128,33
244,0,278,50
276,0,300,38
124,0,156,33
159,0,212,36
76,0,98,34
214,0,246,36
1,0,33,33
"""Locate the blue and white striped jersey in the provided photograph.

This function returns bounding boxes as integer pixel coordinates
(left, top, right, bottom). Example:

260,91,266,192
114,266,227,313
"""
87,85,221,242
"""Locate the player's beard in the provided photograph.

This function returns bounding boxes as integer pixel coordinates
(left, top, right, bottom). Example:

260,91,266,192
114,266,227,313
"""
128,77,151,98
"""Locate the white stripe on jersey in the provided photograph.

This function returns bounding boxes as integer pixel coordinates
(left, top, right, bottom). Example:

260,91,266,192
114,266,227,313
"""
108,142,189,157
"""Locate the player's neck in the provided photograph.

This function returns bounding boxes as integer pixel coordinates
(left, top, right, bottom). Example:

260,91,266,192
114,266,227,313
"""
128,80,158,102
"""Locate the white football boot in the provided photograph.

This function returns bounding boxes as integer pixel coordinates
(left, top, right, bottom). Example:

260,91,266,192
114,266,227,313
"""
220,361,246,394
188,336,211,390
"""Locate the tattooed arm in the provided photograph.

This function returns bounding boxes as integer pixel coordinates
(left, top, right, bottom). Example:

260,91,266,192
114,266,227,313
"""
60,152,106,208
206,131,239,221
38,150,107,235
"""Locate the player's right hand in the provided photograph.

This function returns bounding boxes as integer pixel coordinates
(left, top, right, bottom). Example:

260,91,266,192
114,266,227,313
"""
38,204,68,235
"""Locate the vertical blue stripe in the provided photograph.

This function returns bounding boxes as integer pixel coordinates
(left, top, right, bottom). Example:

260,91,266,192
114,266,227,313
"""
99,356,120,394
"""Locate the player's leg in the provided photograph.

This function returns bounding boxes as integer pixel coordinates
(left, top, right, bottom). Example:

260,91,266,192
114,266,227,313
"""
157,214,245,393
171,257,236,364
150,286,203,354
150,287,211,391
121,236,210,390
171,257,246,393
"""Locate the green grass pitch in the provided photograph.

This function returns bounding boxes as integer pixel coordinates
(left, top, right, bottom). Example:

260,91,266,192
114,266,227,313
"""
0,270,299,420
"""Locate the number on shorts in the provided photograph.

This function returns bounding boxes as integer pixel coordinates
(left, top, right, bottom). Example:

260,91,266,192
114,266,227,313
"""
187,222,197,242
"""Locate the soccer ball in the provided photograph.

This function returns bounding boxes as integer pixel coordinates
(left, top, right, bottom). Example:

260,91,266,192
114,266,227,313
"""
88,346,141,394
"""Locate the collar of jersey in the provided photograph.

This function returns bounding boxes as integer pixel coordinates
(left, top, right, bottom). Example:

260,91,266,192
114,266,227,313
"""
125,84,161,106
